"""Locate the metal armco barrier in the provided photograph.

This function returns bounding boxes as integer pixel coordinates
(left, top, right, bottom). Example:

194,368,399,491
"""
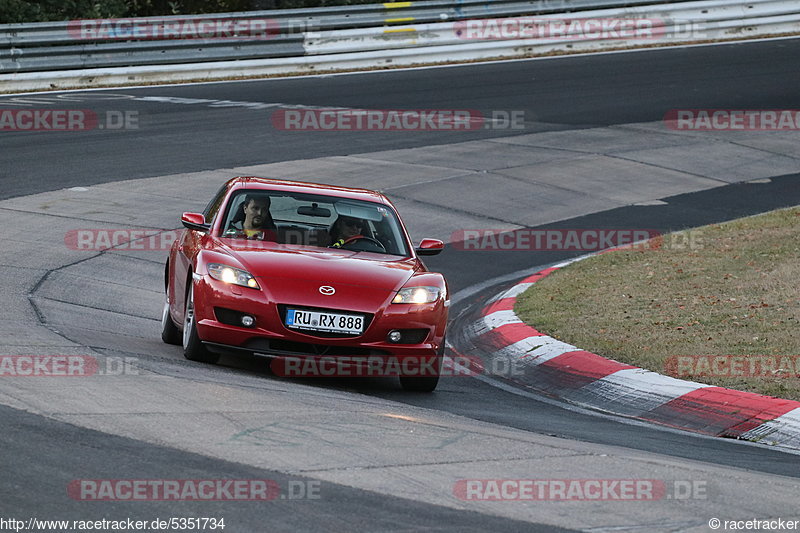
0,0,719,73
304,0,800,55
0,0,797,91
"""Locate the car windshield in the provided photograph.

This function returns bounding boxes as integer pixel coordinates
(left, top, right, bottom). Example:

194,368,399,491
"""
219,189,410,256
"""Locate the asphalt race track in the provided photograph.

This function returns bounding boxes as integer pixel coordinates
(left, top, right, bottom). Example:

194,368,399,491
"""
3,38,800,200
2,38,800,532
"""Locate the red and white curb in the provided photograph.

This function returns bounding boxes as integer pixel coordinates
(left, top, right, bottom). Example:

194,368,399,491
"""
462,258,800,451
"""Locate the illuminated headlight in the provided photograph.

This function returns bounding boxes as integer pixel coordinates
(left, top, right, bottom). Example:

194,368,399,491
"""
392,286,440,304
207,263,260,289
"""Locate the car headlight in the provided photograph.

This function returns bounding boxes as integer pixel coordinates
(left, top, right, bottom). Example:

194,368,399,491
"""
207,263,260,289
392,286,440,304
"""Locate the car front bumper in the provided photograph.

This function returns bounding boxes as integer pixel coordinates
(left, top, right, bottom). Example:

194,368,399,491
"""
192,276,447,360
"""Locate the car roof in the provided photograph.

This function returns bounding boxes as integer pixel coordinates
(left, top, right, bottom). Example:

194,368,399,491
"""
226,177,392,205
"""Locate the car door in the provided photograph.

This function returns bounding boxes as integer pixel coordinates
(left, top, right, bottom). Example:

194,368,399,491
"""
172,182,231,323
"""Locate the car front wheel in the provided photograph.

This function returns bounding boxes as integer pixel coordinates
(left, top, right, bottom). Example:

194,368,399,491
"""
182,282,220,364
399,341,444,392
161,293,181,345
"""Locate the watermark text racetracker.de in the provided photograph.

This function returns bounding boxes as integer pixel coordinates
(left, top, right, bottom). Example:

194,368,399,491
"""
271,109,525,131
65,229,178,251
0,109,138,132
68,479,321,501
451,229,704,251
665,355,800,379
453,479,708,501
0,355,138,377
67,17,319,40
454,17,665,40
271,353,525,378
67,228,705,253
453,17,707,41
664,109,800,131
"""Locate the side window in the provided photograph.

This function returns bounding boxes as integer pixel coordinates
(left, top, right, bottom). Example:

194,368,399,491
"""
222,194,248,234
203,183,230,223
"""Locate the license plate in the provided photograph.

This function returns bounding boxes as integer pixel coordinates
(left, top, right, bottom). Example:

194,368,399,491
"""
285,309,365,335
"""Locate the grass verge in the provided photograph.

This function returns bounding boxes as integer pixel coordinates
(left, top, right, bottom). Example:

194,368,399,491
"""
515,206,800,400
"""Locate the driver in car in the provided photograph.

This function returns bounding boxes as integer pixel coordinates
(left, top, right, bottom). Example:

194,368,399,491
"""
329,216,365,248
224,194,278,241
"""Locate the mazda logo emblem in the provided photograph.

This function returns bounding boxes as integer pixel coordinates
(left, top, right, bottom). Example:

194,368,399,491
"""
319,286,335,295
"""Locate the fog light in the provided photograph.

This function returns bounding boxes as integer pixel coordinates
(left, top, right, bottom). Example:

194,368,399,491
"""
241,315,255,327
387,330,402,343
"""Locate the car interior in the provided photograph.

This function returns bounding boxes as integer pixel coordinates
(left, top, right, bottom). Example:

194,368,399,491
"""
219,191,407,256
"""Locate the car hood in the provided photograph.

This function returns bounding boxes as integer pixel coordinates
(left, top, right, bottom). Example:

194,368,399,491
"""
221,243,419,311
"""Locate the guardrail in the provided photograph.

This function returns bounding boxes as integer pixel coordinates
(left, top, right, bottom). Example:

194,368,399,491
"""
0,0,706,74
0,0,797,91
304,0,800,55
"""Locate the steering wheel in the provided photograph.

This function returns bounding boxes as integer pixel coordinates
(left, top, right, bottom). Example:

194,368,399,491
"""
340,235,386,253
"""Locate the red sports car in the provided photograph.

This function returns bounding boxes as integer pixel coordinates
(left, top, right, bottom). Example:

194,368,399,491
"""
161,177,449,391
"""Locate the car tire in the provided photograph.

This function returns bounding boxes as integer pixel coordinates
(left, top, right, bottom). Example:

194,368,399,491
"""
399,339,444,392
161,294,181,345
183,282,220,364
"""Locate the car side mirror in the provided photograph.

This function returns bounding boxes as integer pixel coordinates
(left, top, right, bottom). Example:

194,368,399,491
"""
415,238,444,256
181,212,210,232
